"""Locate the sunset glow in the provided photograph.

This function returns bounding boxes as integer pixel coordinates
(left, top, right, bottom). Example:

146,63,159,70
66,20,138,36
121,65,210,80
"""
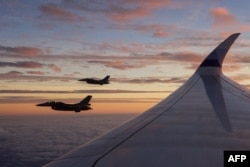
1,0,250,115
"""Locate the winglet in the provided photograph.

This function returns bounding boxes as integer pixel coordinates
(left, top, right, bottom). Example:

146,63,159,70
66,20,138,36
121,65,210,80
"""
199,33,240,68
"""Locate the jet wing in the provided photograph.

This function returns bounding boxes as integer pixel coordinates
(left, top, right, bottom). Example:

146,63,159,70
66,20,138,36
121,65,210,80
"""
45,33,250,167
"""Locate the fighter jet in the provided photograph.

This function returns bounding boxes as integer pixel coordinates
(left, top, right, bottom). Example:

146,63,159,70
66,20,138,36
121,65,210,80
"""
78,75,110,85
36,95,92,112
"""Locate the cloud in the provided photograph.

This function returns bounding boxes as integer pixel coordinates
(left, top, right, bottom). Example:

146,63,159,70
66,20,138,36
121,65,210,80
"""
62,0,181,22
113,77,187,84
39,3,84,22
93,97,163,103
0,61,61,73
98,41,139,53
47,64,61,73
88,60,148,70
0,72,73,82
0,88,169,103
153,31,170,38
26,71,46,75
230,74,250,84
110,23,174,38
0,115,133,167
0,61,43,68
0,89,168,94
157,51,202,62
0,46,44,57
2,71,23,76
210,7,250,33
106,0,181,22
87,51,202,70
210,7,236,28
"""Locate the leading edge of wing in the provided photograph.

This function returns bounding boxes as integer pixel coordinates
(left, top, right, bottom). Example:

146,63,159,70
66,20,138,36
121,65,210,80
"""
44,33,242,167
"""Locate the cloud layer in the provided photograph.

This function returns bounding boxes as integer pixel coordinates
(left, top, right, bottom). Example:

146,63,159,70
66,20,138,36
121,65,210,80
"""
0,114,134,166
39,3,84,22
0,46,44,57
0,61,61,73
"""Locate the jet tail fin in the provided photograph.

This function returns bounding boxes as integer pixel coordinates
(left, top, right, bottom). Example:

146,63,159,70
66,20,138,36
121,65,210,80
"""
79,95,92,105
198,33,240,68
100,75,110,85
103,75,110,81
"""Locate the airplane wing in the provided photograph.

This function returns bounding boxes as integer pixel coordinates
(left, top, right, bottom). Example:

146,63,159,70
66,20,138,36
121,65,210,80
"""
45,33,250,167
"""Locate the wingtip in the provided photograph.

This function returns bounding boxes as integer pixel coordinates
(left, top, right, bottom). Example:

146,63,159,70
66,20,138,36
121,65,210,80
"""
198,33,240,69
232,32,241,36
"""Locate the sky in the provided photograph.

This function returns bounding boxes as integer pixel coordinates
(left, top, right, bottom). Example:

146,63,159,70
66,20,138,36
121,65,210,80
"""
1,0,250,115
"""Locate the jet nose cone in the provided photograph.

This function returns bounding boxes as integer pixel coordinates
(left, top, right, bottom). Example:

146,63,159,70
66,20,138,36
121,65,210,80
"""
78,78,87,81
36,102,52,106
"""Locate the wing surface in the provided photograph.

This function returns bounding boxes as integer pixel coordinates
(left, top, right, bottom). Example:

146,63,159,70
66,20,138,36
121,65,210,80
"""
45,33,250,167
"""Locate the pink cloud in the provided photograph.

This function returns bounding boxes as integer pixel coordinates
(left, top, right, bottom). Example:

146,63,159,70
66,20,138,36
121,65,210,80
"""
39,3,84,22
88,60,146,70
107,0,180,22
4,71,23,76
110,23,180,38
99,41,146,53
132,24,172,38
100,42,131,53
0,72,74,82
210,7,236,28
47,64,61,73
210,7,250,33
0,46,43,57
0,61,43,68
0,61,61,73
87,51,202,70
114,76,186,84
153,31,170,37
